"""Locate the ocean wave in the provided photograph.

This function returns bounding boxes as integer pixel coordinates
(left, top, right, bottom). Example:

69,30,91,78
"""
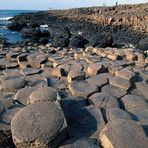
0,17,13,21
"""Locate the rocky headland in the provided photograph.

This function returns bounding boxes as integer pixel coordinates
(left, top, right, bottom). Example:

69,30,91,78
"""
0,3,148,148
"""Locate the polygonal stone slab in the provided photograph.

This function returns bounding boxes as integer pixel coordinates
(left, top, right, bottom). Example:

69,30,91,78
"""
121,95,148,110
69,81,98,97
68,106,105,138
109,76,131,90
67,70,85,83
86,73,108,88
88,93,119,109
14,87,37,105
0,77,25,91
11,102,67,148
87,62,105,76
101,85,127,99
106,108,133,122
27,87,57,104
99,119,148,148
20,67,41,76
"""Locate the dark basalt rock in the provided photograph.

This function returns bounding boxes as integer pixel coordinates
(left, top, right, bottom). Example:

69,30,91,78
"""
52,36,69,47
69,36,88,48
20,27,41,37
136,36,148,51
7,22,26,31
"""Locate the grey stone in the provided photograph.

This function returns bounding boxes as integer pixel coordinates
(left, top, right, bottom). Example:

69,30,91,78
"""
14,87,37,105
101,85,127,99
11,102,67,148
27,87,57,104
20,67,41,76
121,95,148,110
99,119,148,148
69,81,98,97
106,108,133,122
88,93,119,108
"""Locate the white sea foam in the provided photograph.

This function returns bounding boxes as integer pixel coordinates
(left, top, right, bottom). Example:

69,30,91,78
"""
40,24,48,28
0,17,13,21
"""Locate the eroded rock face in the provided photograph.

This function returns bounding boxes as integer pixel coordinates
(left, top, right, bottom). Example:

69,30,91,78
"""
11,102,67,148
99,119,148,148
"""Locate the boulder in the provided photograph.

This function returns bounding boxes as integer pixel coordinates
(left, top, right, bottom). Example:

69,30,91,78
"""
99,119,148,148
27,87,57,104
52,36,69,47
11,102,67,148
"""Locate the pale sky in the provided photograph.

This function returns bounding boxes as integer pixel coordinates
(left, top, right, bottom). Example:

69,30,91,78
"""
0,0,147,10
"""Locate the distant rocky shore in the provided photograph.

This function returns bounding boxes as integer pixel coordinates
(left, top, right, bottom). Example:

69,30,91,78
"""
3,3,147,51
0,3,148,148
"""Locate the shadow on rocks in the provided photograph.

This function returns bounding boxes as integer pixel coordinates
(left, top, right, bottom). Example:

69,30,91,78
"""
61,96,98,141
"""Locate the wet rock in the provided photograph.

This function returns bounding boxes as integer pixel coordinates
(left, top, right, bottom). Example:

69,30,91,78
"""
121,95,148,110
11,102,67,148
27,86,57,104
7,22,25,31
14,87,37,105
106,108,133,122
109,76,131,90
101,85,127,99
87,62,105,76
99,119,148,148
69,81,98,97
88,93,119,108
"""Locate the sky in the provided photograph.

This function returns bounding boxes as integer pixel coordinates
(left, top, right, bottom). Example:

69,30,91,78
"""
0,0,147,10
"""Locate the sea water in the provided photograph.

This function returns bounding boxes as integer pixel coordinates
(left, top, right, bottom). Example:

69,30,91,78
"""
0,10,38,44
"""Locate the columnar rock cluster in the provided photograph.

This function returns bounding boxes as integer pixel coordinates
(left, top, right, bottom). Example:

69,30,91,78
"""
0,44,148,148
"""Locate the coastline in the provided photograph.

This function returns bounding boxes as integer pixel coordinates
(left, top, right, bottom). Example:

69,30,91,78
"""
0,3,148,148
